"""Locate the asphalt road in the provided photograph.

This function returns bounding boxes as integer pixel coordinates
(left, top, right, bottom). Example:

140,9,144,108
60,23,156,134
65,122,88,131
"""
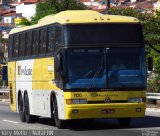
0,101,160,136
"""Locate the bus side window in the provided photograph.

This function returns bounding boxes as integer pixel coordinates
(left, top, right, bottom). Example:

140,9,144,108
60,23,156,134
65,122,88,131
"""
25,32,32,57
19,33,25,58
47,26,55,54
13,35,19,59
32,30,39,56
8,36,13,60
39,28,47,55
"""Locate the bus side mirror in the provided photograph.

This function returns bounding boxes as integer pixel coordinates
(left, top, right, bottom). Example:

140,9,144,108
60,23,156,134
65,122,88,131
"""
56,53,63,71
54,52,66,89
148,57,153,71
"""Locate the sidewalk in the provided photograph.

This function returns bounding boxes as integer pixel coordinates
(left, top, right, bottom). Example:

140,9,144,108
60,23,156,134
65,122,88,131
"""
0,98,9,102
146,108,160,112
146,104,160,112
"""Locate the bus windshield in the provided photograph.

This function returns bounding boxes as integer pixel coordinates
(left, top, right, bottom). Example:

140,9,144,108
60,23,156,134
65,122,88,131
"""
66,48,106,89
66,47,146,89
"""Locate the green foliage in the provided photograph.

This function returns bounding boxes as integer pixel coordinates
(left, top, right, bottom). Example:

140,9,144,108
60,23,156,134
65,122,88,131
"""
31,0,87,24
47,0,86,12
19,18,32,26
148,78,156,92
154,56,160,74
31,2,55,24
148,75,160,93
109,7,152,21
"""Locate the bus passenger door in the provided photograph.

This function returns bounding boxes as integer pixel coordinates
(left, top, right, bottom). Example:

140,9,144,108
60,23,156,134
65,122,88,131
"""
8,62,17,112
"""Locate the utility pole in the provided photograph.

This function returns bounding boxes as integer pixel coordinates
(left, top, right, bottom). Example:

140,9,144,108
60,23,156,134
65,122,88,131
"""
106,0,110,14
106,0,110,9
77,0,78,6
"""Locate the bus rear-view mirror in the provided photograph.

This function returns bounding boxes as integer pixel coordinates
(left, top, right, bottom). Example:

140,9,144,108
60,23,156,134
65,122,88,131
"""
148,57,153,71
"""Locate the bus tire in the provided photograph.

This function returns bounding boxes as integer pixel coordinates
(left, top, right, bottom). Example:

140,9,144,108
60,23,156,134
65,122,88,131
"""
24,93,38,123
118,118,131,128
18,93,25,122
53,98,65,129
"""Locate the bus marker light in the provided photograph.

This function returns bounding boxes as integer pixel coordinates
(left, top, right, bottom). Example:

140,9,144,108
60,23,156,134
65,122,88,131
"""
72,110,79,114
136,108,141,112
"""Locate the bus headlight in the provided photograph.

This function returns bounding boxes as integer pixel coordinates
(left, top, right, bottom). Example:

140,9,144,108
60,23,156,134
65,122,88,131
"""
128,98,143,103
66,99,87,104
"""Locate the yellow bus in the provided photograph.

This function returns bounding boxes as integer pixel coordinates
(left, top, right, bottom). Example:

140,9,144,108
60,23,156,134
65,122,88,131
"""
8,10,146,129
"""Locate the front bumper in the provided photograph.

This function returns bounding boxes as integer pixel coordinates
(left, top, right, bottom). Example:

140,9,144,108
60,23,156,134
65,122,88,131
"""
65,103,145,119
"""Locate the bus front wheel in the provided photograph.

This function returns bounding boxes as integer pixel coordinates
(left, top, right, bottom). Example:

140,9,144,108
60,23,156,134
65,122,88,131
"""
18,94,25,122
53,98,65,129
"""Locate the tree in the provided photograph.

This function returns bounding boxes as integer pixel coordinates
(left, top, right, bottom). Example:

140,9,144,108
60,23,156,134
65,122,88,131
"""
47,0,86,12
31,0,87,24
31,2,55,24
18,18,32,26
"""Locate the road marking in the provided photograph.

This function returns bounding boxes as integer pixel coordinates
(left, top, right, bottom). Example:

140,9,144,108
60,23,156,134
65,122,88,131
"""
3,120,19,124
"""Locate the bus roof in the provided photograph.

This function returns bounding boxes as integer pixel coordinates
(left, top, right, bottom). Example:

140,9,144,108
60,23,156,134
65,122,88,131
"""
10,10,140,35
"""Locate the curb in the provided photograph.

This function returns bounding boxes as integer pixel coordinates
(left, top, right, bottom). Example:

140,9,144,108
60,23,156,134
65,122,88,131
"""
146,108,160,113
0,99,9,102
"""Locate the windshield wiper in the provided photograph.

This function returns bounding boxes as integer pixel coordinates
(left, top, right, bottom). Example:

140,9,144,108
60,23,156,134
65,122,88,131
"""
87,56,104,89
83,70,94,78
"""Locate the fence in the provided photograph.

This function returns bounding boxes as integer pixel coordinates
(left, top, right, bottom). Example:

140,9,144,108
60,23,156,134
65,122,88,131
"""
0,88,9,100
0,88,9,93
147,93,160,104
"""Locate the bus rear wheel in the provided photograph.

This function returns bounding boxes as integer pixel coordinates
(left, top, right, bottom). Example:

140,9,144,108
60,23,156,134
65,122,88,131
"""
18,94,25,122
52,98,65,129
118,118,131,128
24,93,39,123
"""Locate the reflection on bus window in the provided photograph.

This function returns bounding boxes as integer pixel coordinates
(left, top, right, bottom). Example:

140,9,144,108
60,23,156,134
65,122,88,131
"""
108,48,146,89
66,48,106,89
19,34,25,57
32,30,39,55
25,32,32,56
47,26,55,53
39,29,47,54
13,35,18,58
111,59,126,71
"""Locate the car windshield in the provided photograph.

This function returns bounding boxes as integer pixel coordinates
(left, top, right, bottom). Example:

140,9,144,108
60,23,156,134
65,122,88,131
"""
66,47,146,89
